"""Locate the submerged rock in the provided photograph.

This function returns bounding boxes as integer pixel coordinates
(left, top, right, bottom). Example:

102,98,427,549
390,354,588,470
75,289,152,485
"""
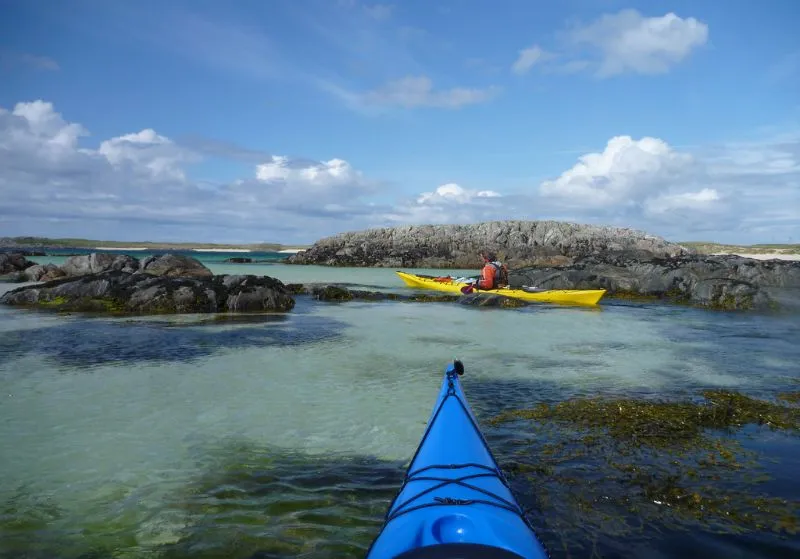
457,293,528,308
290,283,523,306
312,285,354,301
0,271,295,314
287,220,690,268
510,254,800,310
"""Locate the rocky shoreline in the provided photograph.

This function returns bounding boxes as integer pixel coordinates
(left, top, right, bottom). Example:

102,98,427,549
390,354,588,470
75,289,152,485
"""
286,221,692,268
0,253,295,314
3,216,800,313
0,252,530,314
285,221,800,311
509,254,800,311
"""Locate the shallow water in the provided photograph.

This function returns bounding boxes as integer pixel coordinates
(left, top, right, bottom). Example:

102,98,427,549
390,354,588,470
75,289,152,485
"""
1,257,799,558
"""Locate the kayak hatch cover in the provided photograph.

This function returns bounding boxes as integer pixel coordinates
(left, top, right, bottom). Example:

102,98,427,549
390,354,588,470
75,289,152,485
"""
365,360,550,559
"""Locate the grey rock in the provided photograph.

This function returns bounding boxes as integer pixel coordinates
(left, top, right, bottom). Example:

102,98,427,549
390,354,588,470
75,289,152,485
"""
141,253,213,278
61,253,140,276
510,254,800,310
0,271,295,314
287,220,691,268
0,252,35,276
23,263,66,282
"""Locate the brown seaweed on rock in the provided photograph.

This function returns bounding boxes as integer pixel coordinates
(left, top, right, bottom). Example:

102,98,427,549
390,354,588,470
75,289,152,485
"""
488,389,800,546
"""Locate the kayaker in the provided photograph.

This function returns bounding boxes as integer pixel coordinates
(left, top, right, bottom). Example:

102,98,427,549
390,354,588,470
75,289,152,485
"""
474,250,509,290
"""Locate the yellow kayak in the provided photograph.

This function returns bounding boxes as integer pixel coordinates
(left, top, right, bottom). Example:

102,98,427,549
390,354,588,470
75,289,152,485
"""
396,270,606,306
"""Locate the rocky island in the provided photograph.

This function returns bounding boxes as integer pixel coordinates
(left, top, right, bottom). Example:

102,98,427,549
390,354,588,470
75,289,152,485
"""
0,253,295,314
288,221,800,311
3,220,799,312
286,221,690,268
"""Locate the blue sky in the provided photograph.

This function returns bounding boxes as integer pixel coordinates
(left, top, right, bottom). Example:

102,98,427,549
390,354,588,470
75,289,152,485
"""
1,0,798,244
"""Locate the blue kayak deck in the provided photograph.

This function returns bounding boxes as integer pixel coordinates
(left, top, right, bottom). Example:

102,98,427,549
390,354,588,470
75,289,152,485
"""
366,361,550,558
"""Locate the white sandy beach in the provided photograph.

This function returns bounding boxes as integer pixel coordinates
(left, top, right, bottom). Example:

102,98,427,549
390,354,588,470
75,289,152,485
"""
192,248,252,253
93,246,148,251
278,249,305,254
713,252,800,261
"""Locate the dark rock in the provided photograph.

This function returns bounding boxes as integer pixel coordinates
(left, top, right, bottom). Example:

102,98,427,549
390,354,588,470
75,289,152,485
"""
400,293,462,303
312,285,354,301
0,271,295,314
61,253,139,276
0,249,46,257
285,283,309,294
221,274,294,312
0,252,35,276
140,253,212,278
1,251,213,284
287,220,691,268
510,254,800,311
295,284,508,306
224,257,253,263
457,293,528,308
23,263,66,282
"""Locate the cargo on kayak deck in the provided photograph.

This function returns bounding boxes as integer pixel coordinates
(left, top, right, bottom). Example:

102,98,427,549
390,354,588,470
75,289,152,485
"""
396,270,606,306
365,360,550,559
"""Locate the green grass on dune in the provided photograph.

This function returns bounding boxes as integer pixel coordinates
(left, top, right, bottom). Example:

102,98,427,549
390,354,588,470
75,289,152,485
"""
0,236,309,251
681,242,800,255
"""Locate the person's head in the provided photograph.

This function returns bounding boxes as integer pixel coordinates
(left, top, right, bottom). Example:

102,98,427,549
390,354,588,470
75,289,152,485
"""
480,250,496,262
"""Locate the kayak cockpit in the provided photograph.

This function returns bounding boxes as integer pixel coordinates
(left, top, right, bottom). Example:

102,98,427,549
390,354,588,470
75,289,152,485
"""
393,542,531,558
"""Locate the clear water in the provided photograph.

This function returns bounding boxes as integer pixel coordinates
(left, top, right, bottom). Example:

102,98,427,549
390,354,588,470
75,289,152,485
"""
1,255,799,558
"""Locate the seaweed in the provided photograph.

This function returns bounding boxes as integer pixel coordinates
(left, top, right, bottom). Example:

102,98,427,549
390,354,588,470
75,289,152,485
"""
488,389,800,544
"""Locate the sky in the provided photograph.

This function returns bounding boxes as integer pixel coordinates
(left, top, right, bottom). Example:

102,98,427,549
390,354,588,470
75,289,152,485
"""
1,0,799,245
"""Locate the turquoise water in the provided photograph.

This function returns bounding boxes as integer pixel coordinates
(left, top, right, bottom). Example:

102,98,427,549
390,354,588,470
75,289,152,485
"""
1,254,799,558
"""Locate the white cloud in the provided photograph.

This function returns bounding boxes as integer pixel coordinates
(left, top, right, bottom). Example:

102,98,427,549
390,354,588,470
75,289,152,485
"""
0,100,87,158
539,136,697,208
569,9,709,77
0,50,59,71
363,3,394,21
360,75,500,109
0,100,382,242
375,183,515,226
511,45,553,75
255,156,360,186
536,133,799,240
515,9,708,78
416,183,502,205
644,188,720,214
98,129,195,181
1,99,798,244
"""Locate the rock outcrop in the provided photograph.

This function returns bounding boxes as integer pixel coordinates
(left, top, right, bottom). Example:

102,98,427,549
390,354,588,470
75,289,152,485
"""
0,271,295,314
0,252,35,279
510,254,800,310
0,252,213,282
287,221,691,268
61,253,140,276
22,263,66,282
140,254,213,278
286,283,526,307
